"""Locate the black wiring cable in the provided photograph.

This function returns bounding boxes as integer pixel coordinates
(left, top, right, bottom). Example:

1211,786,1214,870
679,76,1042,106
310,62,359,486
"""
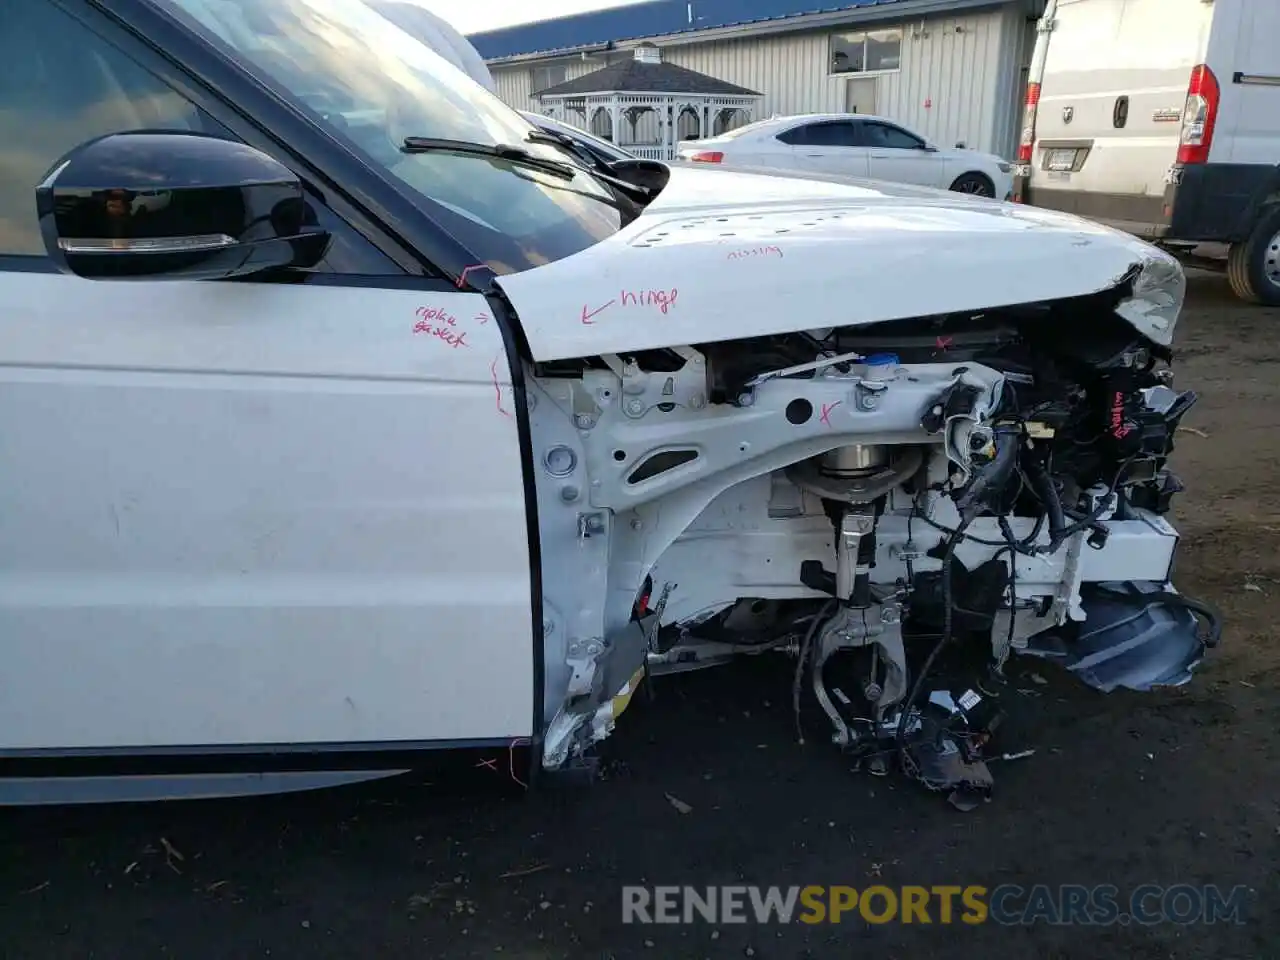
894,515,974,770
793,599,836,746
912,449,1138,557
1043,453,1139,549
912,493,1044,553
1164,594,1224,648
997,515,1021,658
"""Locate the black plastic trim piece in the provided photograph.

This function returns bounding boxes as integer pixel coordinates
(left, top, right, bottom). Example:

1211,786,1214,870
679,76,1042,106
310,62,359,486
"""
0,255,59,274
0,736,513,759
0,737,533,781
485,291,545,788
1233,72,1280,86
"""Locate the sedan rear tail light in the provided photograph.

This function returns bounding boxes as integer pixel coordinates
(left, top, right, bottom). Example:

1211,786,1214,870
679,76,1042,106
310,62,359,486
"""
688,151,724,163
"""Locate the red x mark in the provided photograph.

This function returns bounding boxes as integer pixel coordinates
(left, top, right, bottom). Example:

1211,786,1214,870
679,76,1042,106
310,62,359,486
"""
475,757,499,772
820,400,842,427
935,335,954,352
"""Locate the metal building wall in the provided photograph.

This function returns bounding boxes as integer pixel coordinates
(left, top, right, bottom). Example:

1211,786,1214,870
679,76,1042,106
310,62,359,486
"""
493,57,608,114
491,4,1036,157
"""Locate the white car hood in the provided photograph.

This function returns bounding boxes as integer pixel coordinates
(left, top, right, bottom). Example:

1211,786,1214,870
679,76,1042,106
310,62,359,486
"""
497,164,1184,363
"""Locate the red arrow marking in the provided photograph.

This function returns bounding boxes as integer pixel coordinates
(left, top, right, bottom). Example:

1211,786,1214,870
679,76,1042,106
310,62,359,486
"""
581,299,616,325
820,400,842,427
456,263,486,289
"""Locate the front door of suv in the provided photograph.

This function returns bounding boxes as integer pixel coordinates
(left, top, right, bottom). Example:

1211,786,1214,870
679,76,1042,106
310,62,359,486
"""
0,0,535,760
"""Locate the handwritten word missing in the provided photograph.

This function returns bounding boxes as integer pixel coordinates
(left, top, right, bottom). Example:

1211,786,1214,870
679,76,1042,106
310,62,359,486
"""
727,245,783,261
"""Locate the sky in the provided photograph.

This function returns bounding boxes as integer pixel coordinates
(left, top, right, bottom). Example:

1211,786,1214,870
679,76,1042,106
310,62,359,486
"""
422,0,649,34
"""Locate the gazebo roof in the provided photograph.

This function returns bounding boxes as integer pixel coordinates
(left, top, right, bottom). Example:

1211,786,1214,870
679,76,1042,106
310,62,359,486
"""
536,54,761,98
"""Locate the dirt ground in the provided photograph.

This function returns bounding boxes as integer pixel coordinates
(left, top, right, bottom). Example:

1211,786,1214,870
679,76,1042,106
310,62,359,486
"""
1,273,1278,959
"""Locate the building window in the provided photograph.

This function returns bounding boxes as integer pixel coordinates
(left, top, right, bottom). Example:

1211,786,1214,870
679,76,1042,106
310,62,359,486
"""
830,28,902,75
530,63,568,93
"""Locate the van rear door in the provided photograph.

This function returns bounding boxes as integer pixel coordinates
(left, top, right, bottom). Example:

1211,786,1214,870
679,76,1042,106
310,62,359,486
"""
1025,0,1214,237
1212,1,1280,167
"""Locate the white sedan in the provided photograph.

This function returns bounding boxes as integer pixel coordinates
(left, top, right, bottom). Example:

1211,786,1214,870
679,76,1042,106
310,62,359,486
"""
676,113,1014,199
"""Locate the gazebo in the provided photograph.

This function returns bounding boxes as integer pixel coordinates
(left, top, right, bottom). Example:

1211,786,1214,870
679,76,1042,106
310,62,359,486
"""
533,43,763,161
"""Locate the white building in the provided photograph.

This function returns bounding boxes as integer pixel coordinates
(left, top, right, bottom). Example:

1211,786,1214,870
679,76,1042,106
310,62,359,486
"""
470,0,1046,160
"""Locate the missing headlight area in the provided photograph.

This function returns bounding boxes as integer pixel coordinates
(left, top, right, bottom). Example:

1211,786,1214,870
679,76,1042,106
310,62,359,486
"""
524,285,1221,810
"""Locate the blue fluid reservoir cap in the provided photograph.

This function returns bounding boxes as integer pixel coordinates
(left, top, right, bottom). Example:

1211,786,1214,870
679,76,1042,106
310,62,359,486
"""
864,353,900,367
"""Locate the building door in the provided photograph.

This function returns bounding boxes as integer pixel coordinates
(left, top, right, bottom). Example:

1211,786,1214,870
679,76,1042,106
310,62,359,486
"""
845,77,877,115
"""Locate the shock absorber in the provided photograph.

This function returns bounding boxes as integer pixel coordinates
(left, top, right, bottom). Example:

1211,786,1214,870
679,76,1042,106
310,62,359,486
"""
834,506,879,607
818,444,888,607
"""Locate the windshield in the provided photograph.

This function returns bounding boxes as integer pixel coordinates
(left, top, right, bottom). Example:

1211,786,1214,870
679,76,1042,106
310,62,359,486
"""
149,0,636,275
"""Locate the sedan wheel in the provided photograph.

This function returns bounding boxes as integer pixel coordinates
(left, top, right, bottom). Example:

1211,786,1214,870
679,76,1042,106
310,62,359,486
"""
950,173,995,197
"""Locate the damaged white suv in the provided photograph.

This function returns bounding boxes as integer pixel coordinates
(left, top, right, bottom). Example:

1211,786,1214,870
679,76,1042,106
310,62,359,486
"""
0,0,1219,805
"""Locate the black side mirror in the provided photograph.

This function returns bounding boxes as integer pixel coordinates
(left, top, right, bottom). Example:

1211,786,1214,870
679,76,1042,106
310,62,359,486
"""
606,158,671,193
36,131,330,281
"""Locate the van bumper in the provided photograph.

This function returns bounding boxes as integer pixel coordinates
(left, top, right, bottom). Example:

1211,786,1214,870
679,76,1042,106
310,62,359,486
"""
1018,162,1280,244
1017,184,1171,239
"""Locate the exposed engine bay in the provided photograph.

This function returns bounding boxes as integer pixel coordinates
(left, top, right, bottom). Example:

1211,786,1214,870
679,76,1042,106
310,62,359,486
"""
524,284,1221,807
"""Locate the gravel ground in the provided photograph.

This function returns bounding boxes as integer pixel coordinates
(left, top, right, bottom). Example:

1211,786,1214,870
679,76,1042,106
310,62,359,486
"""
1,272,1278,959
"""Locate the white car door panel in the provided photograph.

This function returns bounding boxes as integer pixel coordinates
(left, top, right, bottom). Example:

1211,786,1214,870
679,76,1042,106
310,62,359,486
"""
0,272,534,750
862,121,946,187
800,146,871,178
0,0,535,753
779,121,870,178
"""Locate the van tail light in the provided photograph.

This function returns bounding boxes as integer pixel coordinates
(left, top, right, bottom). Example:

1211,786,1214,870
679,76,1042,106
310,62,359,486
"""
1017,81,1040,164
688,151,724,163
1177,64,1220,165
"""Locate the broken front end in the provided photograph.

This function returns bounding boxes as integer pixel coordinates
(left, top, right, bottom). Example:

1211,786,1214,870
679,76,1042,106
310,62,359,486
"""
524,279,1220,800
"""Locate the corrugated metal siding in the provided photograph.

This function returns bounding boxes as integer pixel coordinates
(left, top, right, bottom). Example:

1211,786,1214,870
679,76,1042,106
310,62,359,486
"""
981,2,1036,160
494,57,605,113
493,67,534,110
493,7,1034,156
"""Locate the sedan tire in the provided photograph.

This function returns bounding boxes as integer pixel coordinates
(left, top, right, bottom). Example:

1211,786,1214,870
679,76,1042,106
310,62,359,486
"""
949,172,995,197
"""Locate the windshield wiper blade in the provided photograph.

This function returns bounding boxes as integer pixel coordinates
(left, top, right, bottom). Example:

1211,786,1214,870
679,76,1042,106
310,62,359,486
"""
400,137,576,180
525,127,599,164
523,129,655,202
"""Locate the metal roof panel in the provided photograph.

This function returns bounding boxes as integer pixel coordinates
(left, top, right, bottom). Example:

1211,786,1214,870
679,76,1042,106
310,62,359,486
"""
469,0,911,60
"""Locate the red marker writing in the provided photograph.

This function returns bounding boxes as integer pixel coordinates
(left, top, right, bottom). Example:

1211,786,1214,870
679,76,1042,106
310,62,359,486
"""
581,299,616,324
